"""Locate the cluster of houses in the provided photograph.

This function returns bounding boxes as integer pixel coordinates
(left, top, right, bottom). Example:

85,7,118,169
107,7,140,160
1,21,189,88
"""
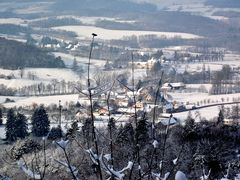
41,40,81,51
75,81,187,126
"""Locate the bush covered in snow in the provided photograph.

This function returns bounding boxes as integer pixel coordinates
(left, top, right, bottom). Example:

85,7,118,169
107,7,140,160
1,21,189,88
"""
10,139,41,160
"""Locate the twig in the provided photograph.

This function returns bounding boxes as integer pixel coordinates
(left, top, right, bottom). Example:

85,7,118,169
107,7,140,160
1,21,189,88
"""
87,33,103,180
160,113,172,175
106,81,116,168
152,72,164,139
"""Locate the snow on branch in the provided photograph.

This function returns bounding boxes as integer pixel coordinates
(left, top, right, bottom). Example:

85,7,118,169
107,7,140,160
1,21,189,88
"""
85,148,99,165
85,148,133,180
152,172,170,180
173,158,178,165
54,139,69,150
175,171,188,180
17,160,41,180
54,159,79,178
152,140,159,149
99,152,133,180
104,154,112,162
200,167,211,180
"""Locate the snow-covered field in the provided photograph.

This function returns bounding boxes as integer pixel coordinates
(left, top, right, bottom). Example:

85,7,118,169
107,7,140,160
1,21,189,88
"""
168,91,240,121
53,52,106,67
186,84,212,92
173,106,222,122
0,68,80,89
0,18,25,25
150,0,240,17
174,53,240,73
0,96,24,104
169,92,240,105
52,25,202,40
52,15,136,26
176,63,222,73
2,94,82,108
13,2,53,14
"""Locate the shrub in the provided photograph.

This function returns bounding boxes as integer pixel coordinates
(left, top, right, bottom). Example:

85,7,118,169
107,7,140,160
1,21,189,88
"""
47,126,62,140
10,139,41,160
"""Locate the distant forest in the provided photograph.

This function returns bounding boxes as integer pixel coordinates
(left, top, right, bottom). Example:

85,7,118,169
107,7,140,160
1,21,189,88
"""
0,38,65,69
205,0,240,8
49,0,240,52
0,0,239,52
51,0,157,16
0,24,31,35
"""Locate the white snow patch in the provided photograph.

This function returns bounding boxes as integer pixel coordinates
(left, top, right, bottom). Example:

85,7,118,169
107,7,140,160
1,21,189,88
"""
0,68,80,89
0,18,25,25
53,25,202,40
173,158,178,165
152,140,159,148
18,160,41,179
175,171,188,180
2,94,81,108
55,139,69,149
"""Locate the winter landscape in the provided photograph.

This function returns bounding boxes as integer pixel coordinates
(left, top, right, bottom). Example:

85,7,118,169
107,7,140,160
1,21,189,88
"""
0,0,239,179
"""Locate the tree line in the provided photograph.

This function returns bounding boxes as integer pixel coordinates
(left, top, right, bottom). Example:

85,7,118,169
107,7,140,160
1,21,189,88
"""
5,106,50,142
1,107,239,179
17,80,83,96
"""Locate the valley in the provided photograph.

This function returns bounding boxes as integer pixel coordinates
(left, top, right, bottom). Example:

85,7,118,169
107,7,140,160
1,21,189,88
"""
0,1,239,179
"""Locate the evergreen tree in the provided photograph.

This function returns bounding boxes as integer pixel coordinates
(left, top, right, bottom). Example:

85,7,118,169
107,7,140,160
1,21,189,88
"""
82,118,92,147
183,112,197,141
232,104,239,120
0,108,3,125
76,101,81,108
207,65,211,83
116,123,134,145
150,61,162,76
217,110,224,125
31,106,50,137
15,113,28,139
202,63,206,83
117,74,128,88
152,50,163,59
48,126,62,140
5,108,17,141
185,112,195,130
174,50,179,63
66,121,79,139
135,115,149,146
104,60,112,70
136,80,143,91
108,117,116,133
72,57,78,71
26,33,37,46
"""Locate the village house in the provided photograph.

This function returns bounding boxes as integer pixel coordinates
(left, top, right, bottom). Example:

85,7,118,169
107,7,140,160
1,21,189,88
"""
146,94,155,101
129,57,163,69
224,118,240,126
162,82,186,91
133,101,145,109
163,103,174,113
116,95,129,107
158,116,179,126
98,107,108,116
